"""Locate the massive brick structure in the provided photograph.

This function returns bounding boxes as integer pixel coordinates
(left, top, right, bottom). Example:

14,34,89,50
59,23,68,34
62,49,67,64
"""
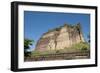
35,23,85,51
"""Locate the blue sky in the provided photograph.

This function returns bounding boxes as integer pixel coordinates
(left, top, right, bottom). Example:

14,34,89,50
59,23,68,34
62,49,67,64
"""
24,11,90,50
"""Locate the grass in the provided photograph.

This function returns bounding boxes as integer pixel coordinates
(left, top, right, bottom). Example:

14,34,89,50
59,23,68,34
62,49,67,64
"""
31,50,55,56
30,42,90,57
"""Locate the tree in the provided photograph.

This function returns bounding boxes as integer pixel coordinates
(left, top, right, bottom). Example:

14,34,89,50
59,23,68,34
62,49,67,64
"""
24,38,34,57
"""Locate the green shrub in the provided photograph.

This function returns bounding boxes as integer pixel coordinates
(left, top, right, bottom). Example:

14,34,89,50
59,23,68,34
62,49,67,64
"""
31,42,89,57
72,42,89,51
56,50,60,53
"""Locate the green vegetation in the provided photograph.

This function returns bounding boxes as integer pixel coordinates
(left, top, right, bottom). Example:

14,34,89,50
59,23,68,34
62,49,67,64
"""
31,50,56,56
31,42,90,57
24,38,34,57
71,42,90,51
